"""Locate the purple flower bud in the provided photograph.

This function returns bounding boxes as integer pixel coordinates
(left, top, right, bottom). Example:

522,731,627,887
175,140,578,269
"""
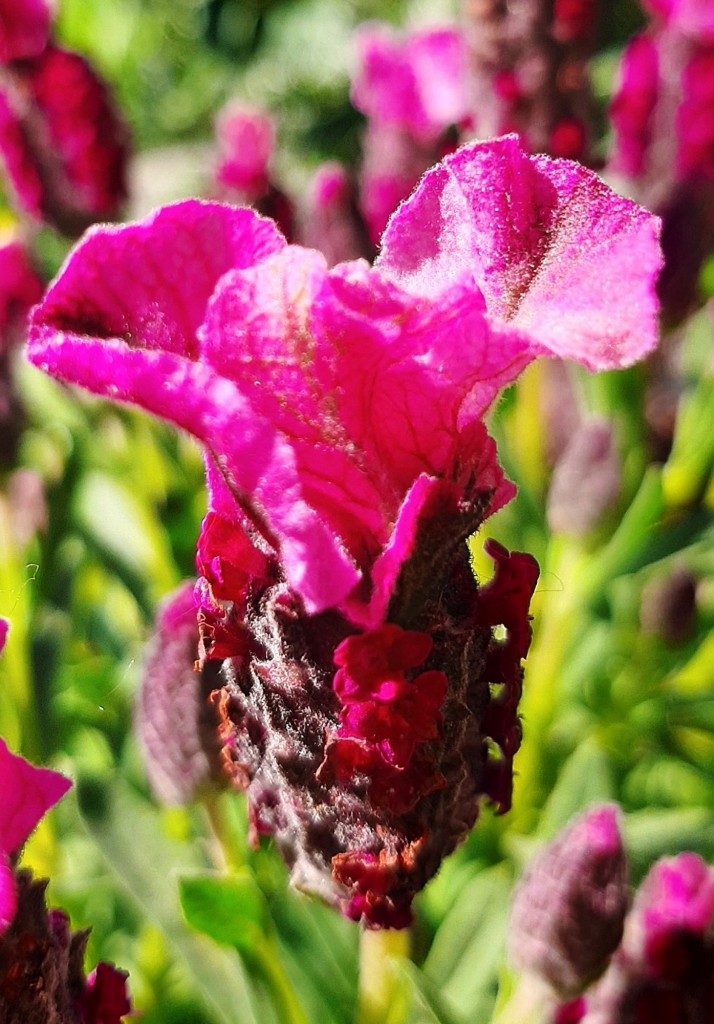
640,566,697,646
508,805,629,997
135,581,226,806
301,162,373,267
547,420,621,537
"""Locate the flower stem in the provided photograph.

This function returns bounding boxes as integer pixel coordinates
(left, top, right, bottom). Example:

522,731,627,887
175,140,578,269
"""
356,927,410,1024
203,791,245,871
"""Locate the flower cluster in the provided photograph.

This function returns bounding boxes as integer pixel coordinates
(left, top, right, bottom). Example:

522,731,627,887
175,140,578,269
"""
28,135,661,926
607,0,714,318
509,805,714,1024
0,0,130,234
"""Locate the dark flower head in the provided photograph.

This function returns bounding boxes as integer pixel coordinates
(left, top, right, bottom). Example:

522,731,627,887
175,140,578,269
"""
28,137,662,925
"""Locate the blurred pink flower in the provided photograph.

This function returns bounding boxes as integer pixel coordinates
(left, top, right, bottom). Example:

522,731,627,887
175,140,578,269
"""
351,23,466,243
0,0,129,235
0,623,71,934
0,0,53,63
212,102,294,240
28,136,661,925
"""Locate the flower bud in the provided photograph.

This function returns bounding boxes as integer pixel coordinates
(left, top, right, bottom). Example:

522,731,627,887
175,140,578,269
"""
547,420,621,538
578,853,714,1023
135,581,225,806
508,805,629,997
640,566,697,646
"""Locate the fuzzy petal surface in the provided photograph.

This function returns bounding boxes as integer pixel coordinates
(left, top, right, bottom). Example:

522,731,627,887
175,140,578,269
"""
0,739,71,857
377,135,662,371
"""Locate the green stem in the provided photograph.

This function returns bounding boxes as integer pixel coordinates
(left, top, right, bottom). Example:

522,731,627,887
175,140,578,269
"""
356,927,410,1024
255,940,311,1024
203,792,245,871
510,539,585,831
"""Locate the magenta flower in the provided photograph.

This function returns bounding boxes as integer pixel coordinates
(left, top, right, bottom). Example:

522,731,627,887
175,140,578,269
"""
351,24,468,145
508,805,628,997
0,0,130,235
212,102,294,241
0,623,71,935
28,136,661,926
607,0,714,318
301,162,371,267
351,23,466,243
563,853,714,1023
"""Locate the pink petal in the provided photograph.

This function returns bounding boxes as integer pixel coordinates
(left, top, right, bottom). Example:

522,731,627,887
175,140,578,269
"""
0,856,16,934
0,239,43,342
352,24,468,142
643,0,714,38
314,260,533,485
213,102,274,199
0,619,7,656
200,246,391,567
31,200,285,359
0,739,71,857
0,0,52,62
377,135,663,371
609,35,660,180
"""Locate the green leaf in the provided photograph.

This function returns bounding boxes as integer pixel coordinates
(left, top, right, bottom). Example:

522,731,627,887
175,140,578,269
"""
424,864,512,1020
624,806,714,881
395,961,463,1024
78,777,261,1024
179,872,269,957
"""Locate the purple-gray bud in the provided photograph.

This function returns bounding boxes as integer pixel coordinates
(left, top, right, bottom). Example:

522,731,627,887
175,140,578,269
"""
135,581,225,806
508,804,629,998
547,419,621,537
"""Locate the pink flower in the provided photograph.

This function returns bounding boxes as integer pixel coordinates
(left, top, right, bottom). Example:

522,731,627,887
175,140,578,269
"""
351,24,468,144
0,44,130,234
508,805,628,997
570,853,714,1023
212,102,294,241
0,0,52,63
28,136,662,925
0,0,130,236
301,162,371,266
351,23,467,243
0,622,72,934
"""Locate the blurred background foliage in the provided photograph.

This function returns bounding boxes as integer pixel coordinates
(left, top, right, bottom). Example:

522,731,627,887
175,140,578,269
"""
1,1,713,1023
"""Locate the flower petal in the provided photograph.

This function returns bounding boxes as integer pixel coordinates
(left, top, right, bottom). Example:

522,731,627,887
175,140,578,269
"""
377,135,662,370
31,200,285,359
0,0,52,62
0,739,71,857
0,856,16,935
